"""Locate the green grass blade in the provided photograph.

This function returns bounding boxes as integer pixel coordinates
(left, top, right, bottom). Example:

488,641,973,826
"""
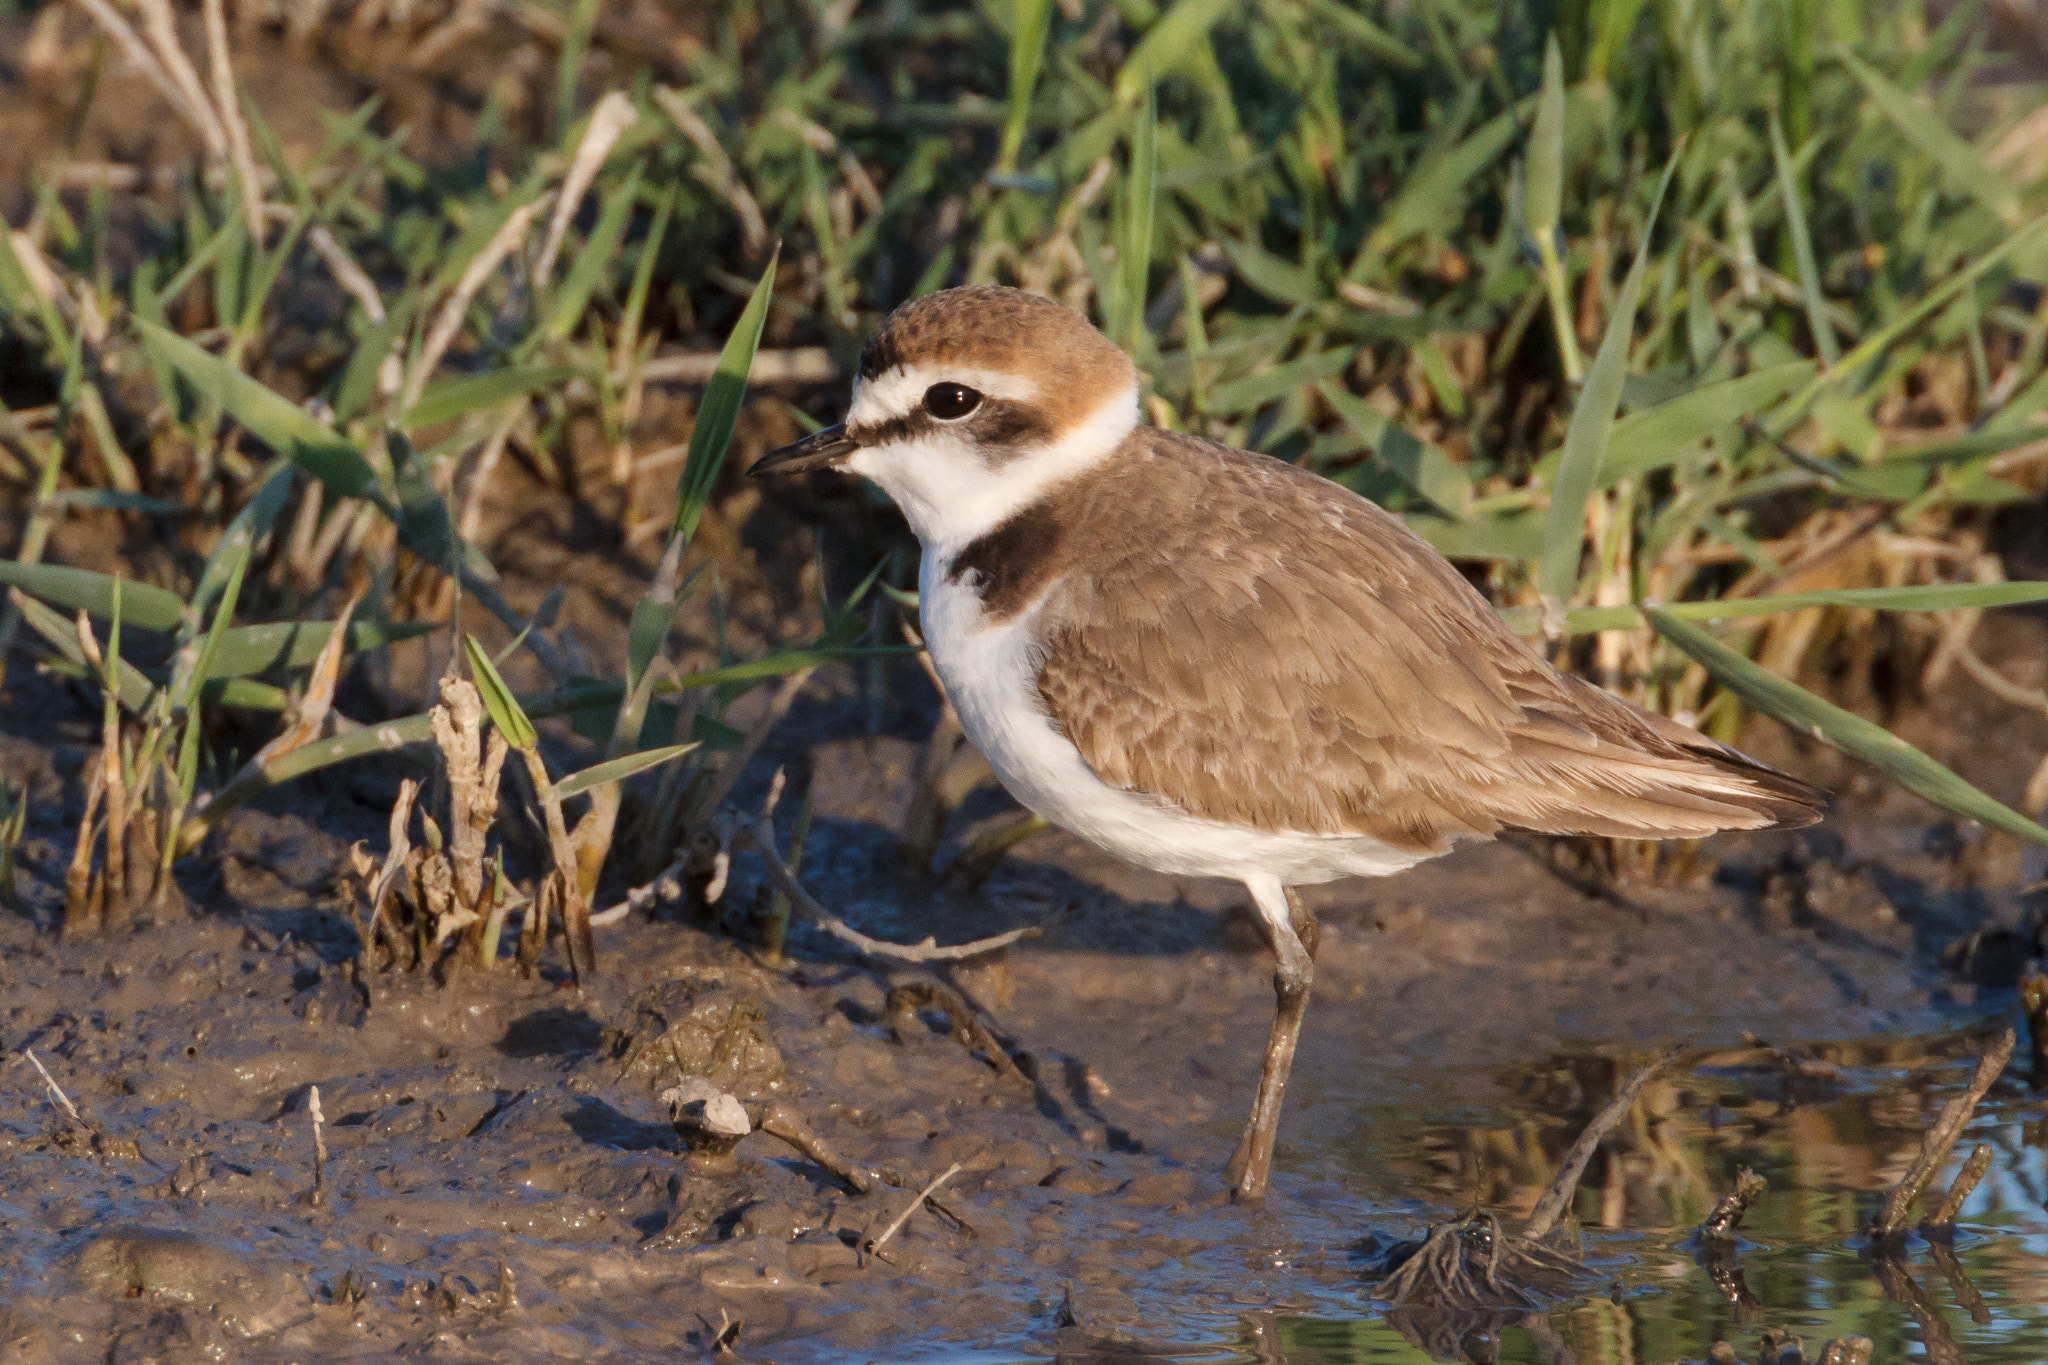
406,367,574,430
1115,0,1235,104
1782,217,2048,420
190,460,295,631
1503,581,2048,634
998,0,1055,173
1769,116,1839,367
671,247,778,543
1318,379,1470,516
202,620,439,680
555,742,701,799
1361,105,1521,267
1299,0,1421,66
137,320,389,510
1836,46,2022,226
539,161,644,343
1120,90,1159,351
1535,148,1681,604
1602,360,1816,482
9,590,155,711
1525,34,1565,246
464,632,538,749
0,562,186,631
1648,609,2048,846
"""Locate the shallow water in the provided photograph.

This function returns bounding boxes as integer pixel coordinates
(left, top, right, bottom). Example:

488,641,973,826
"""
1021,1031,2048,1365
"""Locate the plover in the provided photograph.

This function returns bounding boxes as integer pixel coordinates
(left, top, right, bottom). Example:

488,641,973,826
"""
753,285,1825,1202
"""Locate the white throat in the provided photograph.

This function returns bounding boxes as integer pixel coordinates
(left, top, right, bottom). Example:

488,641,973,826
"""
842,373,1139,552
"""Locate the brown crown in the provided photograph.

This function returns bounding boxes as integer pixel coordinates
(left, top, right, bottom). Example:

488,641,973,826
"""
857,286,1136,410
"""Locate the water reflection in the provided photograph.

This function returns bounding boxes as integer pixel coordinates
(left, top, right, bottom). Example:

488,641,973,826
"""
1285,1026,2046,1364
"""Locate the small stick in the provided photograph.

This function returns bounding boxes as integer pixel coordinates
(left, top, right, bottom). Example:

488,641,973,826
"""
308,1085,328,1205
24,1050,87,1133
738,814,1047,963
1920,1142,1992,1233
1871,1029,2014,1241
1521,1052,1671,1241
866,1162,962,1263
1697,1167,1767,1242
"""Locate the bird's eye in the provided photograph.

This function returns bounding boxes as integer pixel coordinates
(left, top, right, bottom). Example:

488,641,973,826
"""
923,383,983,421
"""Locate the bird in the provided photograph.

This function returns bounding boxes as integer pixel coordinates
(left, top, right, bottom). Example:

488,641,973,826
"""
750,284,1826,1203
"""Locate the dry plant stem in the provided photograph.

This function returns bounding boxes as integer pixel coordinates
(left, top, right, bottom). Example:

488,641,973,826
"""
429,680,505,924
1920,1142,1992,1232
308,1084,328,1205
1698,1167,1768,1242
63,763,105,936
866,1161,962,1262
401,193,555,414
74,0,227,157
1870,1029,2014,1241
589,851,688,925
201,0,264,243
307,228,386,322
533,92,637,286
753,1102,883,1194
886,980,1032,1089
652,88,768,256
738,814,1046,963
458,404,524,544
686,669,816,830
520,748,593,982
1522,1052,1672,1241
24,1049,88,1135
366,780,420,970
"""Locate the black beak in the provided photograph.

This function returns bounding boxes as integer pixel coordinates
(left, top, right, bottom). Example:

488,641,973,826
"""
751,423,858,477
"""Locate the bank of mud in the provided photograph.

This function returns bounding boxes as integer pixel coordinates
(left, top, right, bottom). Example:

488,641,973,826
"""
3,645,2047,1362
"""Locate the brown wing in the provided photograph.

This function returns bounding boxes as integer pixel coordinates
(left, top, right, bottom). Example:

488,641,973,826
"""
1032,430,1824,853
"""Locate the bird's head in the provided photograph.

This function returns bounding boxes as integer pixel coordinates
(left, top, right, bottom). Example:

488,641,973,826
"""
750,286,1138,546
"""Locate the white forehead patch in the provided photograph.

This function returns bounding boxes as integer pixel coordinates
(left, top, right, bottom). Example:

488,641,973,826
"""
847,363,1040,428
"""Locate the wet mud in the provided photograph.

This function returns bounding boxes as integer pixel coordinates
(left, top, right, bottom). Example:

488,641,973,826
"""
4,642,2048,1363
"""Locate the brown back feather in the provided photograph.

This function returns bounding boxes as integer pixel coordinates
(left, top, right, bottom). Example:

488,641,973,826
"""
1021,429,1826,853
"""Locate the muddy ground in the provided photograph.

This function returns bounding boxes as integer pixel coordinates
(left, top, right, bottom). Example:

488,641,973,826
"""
4,567,2048,1362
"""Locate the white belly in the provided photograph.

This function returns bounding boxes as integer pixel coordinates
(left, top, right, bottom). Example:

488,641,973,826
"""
918,552,1434,886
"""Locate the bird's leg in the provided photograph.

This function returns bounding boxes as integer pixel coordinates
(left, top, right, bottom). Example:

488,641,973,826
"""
1226,878,1319,1204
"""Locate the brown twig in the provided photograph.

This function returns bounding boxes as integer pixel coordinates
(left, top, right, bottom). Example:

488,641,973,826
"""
886,980,1032,1089
24,1049,88,1135
737,813,1047,963
1697,1167,1767,1242
1919,1142,1992,1234
308,1084,328,1205
1521,1052,1671,1241
865,1162,962,1263
1869,1029,2013,1241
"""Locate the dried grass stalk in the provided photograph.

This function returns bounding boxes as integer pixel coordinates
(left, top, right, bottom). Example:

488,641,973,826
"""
533,91,638,287
1870,1029,2014,1240
401,193,555,414
201,0,265,242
